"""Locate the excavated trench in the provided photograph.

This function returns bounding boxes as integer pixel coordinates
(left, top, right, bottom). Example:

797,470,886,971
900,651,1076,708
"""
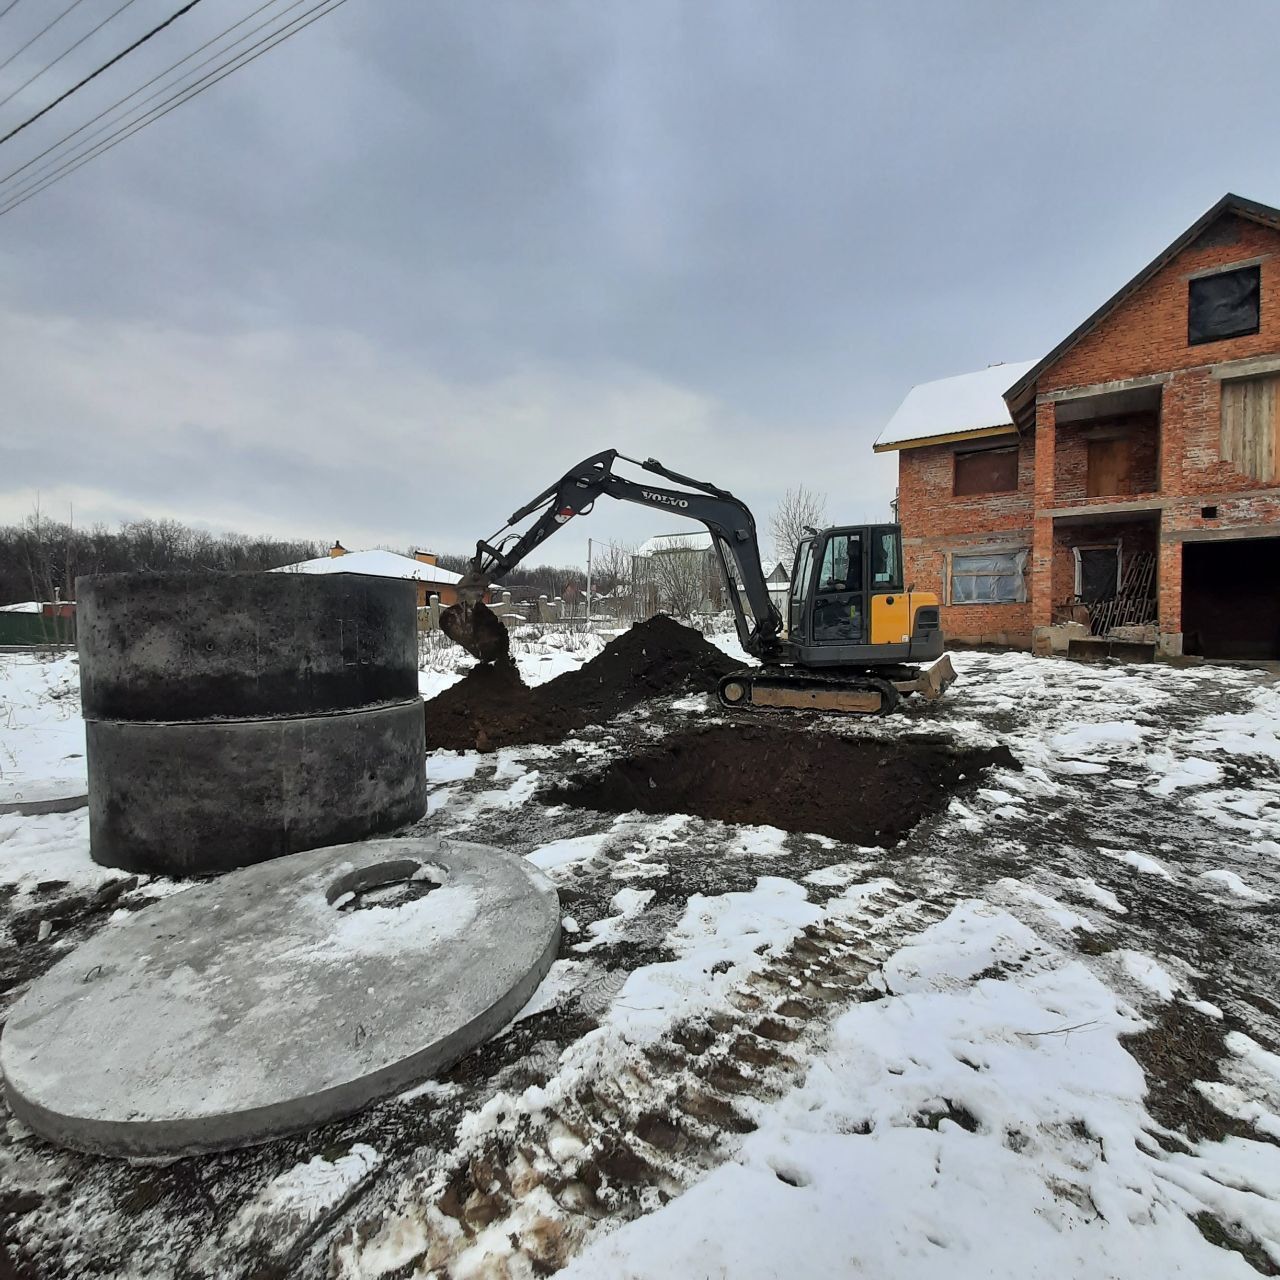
543,724,1018,847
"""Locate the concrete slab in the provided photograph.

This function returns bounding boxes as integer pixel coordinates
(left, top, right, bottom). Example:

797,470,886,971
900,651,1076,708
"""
1,838,559,1158
0,780,88,817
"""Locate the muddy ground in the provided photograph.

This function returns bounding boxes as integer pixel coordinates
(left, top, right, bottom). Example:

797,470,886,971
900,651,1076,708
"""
0,647,1278,1278
422,615,740,751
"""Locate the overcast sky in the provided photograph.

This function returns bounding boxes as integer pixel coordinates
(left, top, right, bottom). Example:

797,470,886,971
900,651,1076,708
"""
2,0,1279,568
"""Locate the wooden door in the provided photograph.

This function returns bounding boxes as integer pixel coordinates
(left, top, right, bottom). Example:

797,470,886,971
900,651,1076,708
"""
1087,438,1132,497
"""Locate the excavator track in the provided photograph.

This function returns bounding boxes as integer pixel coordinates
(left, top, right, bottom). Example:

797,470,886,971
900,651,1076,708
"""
717,666,901,716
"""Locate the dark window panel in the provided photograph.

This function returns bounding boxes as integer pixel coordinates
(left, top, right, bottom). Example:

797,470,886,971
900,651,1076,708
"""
954,446,1018,496
1188,265,1261,345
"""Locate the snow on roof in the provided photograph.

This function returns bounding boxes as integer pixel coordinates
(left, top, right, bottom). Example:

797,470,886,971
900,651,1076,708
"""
273,549,463,585
874,360,1037,451
0,601,42,613
636,531,714,557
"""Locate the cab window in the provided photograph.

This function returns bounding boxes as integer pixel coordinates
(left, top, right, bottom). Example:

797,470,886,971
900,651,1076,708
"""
871,530,902,589
819,534,859,591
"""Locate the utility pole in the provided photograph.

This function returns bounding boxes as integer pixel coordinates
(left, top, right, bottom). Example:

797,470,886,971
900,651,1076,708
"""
586,537,593,622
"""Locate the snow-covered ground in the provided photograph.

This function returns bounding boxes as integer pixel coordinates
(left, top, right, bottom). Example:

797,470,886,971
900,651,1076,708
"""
1,631,1278,1279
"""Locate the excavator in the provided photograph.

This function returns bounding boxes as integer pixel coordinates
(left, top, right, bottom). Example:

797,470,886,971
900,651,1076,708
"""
441,449,955,715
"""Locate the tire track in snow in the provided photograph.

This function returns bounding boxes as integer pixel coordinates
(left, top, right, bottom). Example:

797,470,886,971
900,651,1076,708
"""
329,882,954,1278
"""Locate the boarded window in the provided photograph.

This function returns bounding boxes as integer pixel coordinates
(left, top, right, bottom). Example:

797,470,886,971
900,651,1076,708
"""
1086,437,1134,497
954,446,1018,496
950,549,1028,605
1189,265,1261,345
1220,374,1280,483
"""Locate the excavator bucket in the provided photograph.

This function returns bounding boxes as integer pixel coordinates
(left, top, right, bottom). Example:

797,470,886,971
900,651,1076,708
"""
440,599,510,663
439,568,511,663
889,653,958,702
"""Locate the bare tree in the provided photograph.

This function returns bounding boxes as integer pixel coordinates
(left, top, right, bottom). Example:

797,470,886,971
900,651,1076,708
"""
769,485,827,564
591,541,633,598
646,540,711,617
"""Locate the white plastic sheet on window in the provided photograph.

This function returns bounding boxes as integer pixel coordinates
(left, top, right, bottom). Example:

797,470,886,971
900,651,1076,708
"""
950,549,1028,604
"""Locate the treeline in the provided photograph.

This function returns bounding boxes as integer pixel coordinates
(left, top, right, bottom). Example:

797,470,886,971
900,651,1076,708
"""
433,551,587,596
0,516,324,605
0,514,597,606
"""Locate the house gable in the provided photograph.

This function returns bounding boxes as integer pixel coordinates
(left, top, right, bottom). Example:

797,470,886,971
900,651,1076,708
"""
1006,194,1280,421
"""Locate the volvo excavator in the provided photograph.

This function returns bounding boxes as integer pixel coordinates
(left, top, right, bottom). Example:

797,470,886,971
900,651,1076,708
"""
441,449,956,716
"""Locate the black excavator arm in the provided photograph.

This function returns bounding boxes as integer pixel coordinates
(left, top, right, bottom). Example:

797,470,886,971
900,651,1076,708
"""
442,449,784,662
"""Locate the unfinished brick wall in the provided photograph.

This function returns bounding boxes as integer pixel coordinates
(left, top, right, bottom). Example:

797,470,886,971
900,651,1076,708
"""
898,437,1035,644
1052,414,1160,501
1050,520,1159,612
1030,211,1280,643
1039,216,1280,394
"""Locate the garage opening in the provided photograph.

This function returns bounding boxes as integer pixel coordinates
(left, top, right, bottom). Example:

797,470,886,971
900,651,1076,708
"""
1183,538,1280,660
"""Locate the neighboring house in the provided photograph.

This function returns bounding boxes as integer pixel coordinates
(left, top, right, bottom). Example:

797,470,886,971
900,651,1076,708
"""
275,543,465,607
765,560,791,619
633,531,729,616
876,192,1280,659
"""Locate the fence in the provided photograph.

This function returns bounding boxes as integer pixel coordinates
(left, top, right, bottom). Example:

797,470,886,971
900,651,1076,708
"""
0,607,76,646
417,591,572,631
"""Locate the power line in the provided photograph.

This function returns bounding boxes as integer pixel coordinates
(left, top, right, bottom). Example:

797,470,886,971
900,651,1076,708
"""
0,0,300,191
0,0,319,206
0,0,349,216
0,1,25,24
0,0,88,76
0,0,143,112
0,0,206,149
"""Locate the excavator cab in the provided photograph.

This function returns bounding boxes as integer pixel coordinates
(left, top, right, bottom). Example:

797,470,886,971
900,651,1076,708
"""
785,524,944,667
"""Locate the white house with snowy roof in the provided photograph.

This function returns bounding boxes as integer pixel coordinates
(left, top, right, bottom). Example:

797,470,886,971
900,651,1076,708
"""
274,544,464,605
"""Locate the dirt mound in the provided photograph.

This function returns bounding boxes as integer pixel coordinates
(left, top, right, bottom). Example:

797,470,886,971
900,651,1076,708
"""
544,723,1019,847
424,615,742,751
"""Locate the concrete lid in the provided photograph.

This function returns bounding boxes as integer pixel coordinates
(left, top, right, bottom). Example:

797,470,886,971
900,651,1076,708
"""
0,838,559,1157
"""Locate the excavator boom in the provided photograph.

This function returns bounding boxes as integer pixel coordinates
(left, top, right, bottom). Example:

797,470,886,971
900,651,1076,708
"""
441,450,783,664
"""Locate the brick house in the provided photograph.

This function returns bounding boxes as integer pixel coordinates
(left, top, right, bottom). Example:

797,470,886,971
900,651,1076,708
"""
875,192,1280,659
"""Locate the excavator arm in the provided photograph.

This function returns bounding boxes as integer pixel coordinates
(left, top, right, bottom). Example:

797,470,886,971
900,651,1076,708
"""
441,449,784,663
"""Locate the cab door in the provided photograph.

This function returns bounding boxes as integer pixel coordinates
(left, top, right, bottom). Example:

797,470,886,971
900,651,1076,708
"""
789,538,815,640
811,530,865,644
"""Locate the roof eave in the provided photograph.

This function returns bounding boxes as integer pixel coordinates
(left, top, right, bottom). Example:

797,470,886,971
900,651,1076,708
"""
873,423,1018,454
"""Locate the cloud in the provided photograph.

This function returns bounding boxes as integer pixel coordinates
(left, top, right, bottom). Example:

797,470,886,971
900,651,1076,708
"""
1,0,1278,569
0,308,895,558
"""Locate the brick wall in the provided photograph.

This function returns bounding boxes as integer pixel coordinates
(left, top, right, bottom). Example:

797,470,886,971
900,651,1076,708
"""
1053,413,1160,501
898,437,1036,643
1050,520,1159,610
1040,215,1280,393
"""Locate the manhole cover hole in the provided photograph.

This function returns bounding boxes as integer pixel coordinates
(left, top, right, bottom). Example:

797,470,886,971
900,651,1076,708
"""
326,857,444,912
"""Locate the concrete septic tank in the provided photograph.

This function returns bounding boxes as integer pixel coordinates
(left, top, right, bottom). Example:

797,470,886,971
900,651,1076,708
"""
77,571,419,720
78,571,427,875
0,838,560,1158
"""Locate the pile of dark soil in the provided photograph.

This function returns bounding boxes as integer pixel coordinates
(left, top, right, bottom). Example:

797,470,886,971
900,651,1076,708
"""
423,615,741,751
543,723,1018,847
